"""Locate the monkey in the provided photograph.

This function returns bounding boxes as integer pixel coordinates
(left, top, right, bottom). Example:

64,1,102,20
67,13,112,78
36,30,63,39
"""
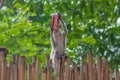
50,14,68,68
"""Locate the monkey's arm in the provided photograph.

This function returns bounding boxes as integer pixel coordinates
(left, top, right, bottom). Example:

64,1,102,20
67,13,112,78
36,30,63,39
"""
50,28,56,47
59,18,68,35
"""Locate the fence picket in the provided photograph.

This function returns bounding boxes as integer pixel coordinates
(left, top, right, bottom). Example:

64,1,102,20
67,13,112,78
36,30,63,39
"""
88,53,93,80
65,58,70,80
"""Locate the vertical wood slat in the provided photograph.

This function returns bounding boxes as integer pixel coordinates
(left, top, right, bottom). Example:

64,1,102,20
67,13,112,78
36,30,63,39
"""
101,62,104,80
32,56,39,80
42,67,47,80
109,71,112,80
115,69,119,80
28,64,32,80
10,62,13,80
46,54,50,65
22,57,26,80
0,52,5,80
36,60,40,80
18,62,21,80
18,56,26,80
28,58,39,80
81,56,85,80
96,56,101,80
93,64,97,80
65,58,70,80
13,55,19,80
32,57,36,80
32,63,36,80
4,62,8,80
104,60,109,80
74,62,78,80
0,66,2,80
85,63,88,80
6,66,10,80
1,60,5,80
119,73,120,80
71,69,74,80
61,56,65,80
56,58,61,80
46,54,50,80
0,62,2,80
88,53,93,80
49,60,52,80
32,56,37,64
47,65,50,80
13,63,18,80
77,67,80,80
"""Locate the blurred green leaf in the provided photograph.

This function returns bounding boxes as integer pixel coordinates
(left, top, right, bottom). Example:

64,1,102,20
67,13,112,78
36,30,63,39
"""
80,36,96,45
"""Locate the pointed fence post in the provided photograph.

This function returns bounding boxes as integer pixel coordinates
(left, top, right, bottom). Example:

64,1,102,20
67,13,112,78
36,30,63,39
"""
42,67,47,80
88,53,93,80
65,58,70,80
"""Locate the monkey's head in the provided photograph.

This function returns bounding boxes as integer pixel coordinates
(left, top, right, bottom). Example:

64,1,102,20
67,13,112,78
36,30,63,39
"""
0,46,9,58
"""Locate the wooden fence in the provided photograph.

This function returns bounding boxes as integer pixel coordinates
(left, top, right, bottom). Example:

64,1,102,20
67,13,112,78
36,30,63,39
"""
0,52,120,80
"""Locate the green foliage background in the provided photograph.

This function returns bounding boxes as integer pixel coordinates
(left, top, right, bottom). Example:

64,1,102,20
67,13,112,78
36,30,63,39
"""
0,0,120,70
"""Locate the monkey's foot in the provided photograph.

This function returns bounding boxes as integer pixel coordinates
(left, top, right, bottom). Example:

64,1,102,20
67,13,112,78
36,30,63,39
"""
56,53,68,59
62,53,68,59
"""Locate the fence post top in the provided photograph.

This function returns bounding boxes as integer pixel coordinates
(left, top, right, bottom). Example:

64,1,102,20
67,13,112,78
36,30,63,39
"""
0,46,8,61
